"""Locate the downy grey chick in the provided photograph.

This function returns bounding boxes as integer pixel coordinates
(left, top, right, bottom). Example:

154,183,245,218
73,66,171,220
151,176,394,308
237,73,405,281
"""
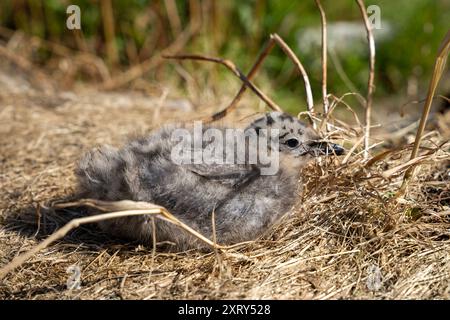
76,112,344,250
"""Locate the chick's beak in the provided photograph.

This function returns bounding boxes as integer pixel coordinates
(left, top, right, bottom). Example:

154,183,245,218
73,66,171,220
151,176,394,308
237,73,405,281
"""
309,141,345,156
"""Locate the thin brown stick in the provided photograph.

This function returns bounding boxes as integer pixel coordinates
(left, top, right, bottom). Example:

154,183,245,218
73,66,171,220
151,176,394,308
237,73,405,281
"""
270,33,315,127
100,0,118,66
326,93,364,128
211,207,218,247
149,216,157,275
383,153,449,179
73,29,90,53
409,30,450,161
164,0,182,36
205,38,277,122
315,0,329,130
356,0,376,159
399,29,450,191
202,33,316,123
164,54,282,112
0,199,227,281
342,135,365,164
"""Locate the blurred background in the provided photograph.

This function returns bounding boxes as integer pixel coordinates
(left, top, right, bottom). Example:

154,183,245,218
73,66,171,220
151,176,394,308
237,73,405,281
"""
0,0,448,114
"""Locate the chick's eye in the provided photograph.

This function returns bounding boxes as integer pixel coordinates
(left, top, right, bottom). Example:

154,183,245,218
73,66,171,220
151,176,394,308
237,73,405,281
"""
285,138,299,148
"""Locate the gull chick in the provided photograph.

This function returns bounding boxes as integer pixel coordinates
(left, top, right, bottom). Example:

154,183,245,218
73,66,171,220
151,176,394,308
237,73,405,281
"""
76,112,344,250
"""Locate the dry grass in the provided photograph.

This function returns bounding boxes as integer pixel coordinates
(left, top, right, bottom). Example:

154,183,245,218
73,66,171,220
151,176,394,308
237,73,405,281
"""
0,54,449,299
0,8,449,296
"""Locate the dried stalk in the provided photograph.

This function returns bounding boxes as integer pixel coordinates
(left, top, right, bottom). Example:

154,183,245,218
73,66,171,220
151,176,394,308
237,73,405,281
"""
270,33,315,126
0,199,227,281
399,29,450,191
176,33,314,124
342,135,365,164
315,0,329,130
164,0,182,36
100,0,118,66
164,54,282,112
356,0,376,159
205,38,276,122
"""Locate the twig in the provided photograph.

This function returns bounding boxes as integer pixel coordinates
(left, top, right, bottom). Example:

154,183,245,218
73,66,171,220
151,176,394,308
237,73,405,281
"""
356,0,376,159
326,93,364,128
200,33,315,123
408,30,450,161
205,38,277,122
211,207,218,248
164,0,182,37
342,135,365,164
164,54,282,112
315,0,329,130
399,29,450,192
382,155,429,178
382,154,449,179
270,33,315,127
0,199,227,281
73,29,90,53
150,216,157,276
100,0,118,66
